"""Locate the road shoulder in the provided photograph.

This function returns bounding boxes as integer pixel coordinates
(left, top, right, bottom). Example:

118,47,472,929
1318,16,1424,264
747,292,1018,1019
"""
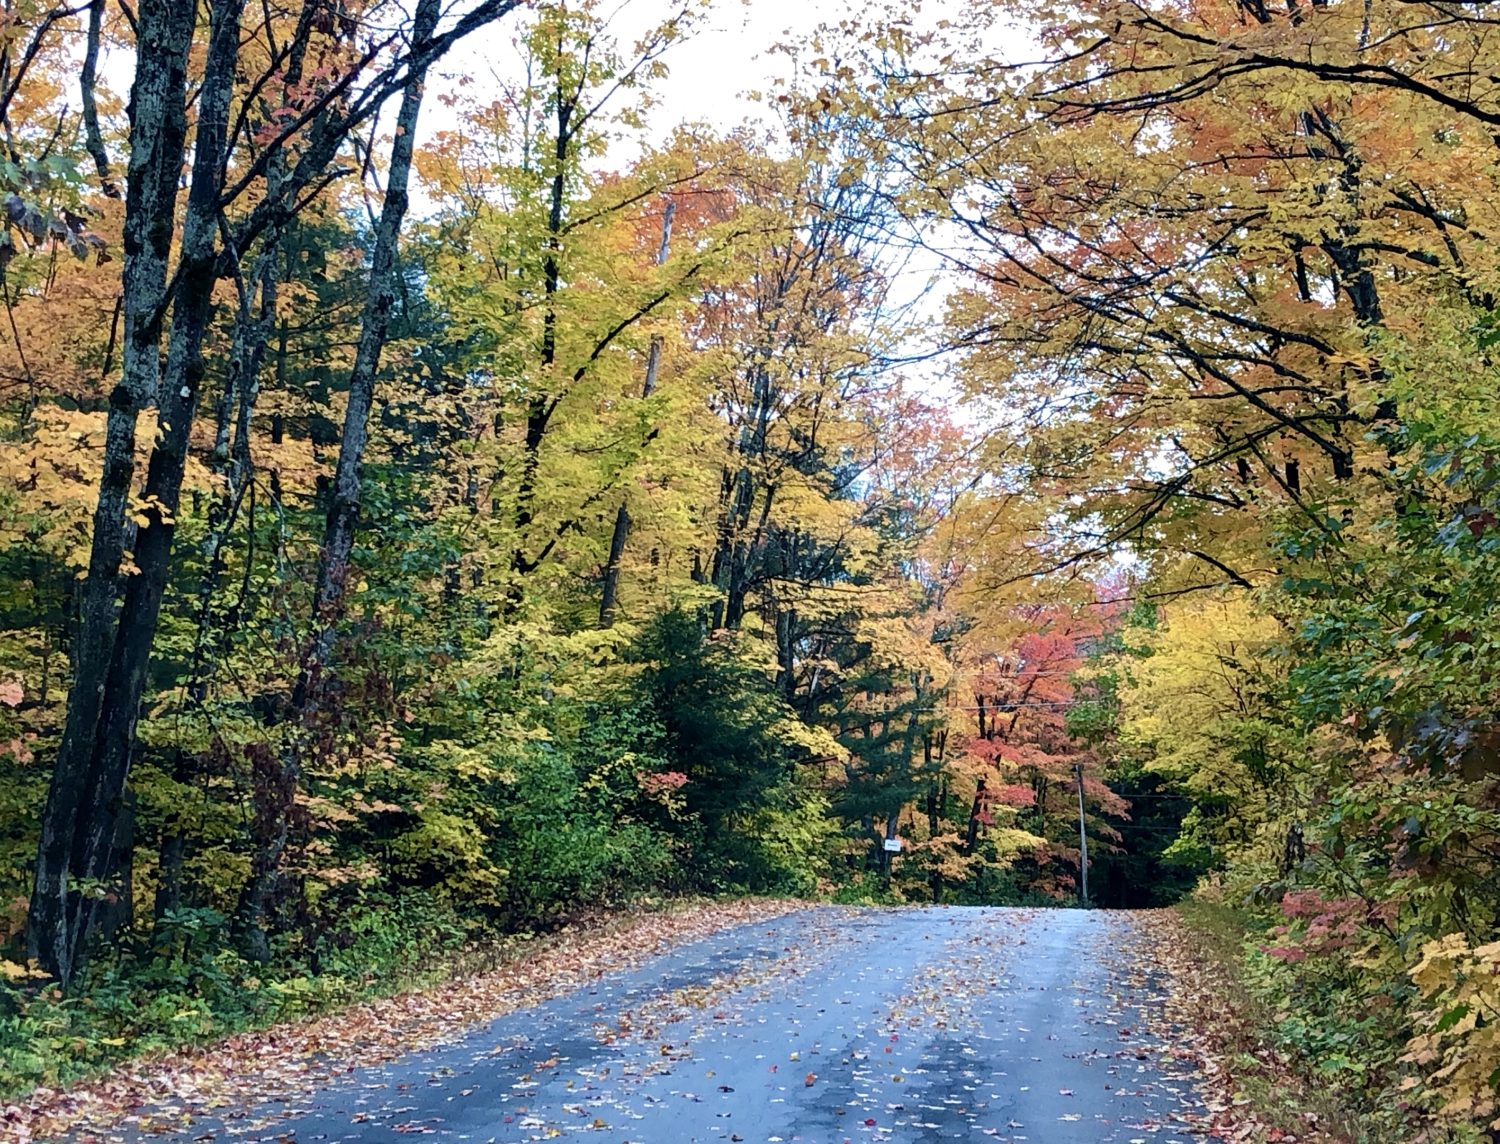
1129,906,1355,1144
4,899,805,1143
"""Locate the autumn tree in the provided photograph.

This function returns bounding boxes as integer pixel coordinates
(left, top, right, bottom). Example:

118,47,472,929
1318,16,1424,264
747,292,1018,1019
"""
831,0,1500,1128
26,0,525,985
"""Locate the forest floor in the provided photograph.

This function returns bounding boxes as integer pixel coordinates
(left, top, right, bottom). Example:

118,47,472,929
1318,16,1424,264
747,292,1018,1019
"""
7,904,1350,1144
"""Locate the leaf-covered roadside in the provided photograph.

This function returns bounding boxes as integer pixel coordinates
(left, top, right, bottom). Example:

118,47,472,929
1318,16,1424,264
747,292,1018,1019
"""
1122,907,1354,1144
0,898,804,1144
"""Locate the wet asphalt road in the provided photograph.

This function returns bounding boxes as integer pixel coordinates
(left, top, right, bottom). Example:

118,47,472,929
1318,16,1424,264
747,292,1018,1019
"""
132,907,1204,1144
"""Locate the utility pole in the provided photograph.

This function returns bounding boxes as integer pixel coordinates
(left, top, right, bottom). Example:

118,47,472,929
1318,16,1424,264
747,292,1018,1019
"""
1074,762,1089,908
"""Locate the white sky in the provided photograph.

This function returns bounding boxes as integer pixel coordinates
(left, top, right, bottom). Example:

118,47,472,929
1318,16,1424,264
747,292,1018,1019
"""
635,0,848,133
435,0,875,142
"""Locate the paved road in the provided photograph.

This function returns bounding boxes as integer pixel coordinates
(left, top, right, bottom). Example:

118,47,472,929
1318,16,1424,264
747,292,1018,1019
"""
133,907,1204,1143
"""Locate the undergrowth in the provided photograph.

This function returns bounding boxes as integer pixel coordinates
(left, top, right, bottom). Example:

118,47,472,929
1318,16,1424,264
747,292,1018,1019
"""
1176,899,1486,1144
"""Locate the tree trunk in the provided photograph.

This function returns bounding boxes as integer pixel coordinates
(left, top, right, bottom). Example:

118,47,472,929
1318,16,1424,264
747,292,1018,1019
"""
79,0,117,197
880,809,900,884
965,779,987,853
307,0,435,663
600,200,675,626
157,257,279,932
62,0,250,979
237,0,441,956
28,0,197,985
153,757,187,923
509,87,575,595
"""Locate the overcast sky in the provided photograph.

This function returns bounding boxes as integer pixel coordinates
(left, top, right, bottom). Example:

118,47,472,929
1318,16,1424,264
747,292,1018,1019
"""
435,0,861,143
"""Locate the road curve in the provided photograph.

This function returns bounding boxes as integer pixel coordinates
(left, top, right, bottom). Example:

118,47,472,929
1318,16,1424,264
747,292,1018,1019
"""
118,907,1204,1143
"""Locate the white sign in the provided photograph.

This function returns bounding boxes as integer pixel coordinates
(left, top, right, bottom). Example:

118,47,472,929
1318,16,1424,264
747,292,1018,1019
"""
882,838,903,853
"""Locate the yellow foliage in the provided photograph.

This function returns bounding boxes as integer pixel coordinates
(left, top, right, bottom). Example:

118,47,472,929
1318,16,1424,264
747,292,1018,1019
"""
1403,934,1500,1129
1115,595,1296,870
0,957,49,982
1120,597,1281,786
769,717,848,764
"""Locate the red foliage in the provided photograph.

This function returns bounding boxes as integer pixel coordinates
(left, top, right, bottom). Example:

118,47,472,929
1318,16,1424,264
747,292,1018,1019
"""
637,770,689,795
990,783,1037,807
1263,890,1389,960
946,601,1133,890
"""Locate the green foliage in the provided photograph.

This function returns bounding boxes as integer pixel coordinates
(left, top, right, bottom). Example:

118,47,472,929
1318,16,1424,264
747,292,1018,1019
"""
827,872,902,906
629,610,837,894
0,0,1179,1106
1244,944,1408,1109
0,894,470,1095
489,746,674,923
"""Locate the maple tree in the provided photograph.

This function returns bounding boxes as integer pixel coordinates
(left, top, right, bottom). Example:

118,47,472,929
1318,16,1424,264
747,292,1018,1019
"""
0,0,1079,1095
